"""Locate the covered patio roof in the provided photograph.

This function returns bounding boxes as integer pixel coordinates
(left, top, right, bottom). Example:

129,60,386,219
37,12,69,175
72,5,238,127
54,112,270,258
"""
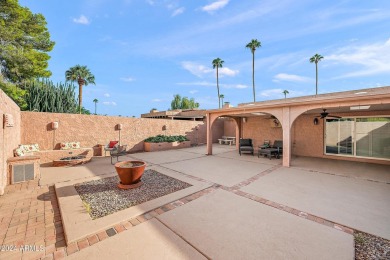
205,86,390,167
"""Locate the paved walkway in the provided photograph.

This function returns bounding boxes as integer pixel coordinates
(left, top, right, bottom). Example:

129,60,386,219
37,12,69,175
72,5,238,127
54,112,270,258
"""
0,145,388,259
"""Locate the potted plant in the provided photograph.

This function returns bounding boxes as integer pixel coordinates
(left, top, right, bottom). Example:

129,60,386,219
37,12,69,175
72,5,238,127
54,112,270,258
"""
114,160,146,189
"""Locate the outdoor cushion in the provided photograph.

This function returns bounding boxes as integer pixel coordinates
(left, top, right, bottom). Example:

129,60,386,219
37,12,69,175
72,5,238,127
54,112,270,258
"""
108,141,119,148
60,142,81,150
14,144,40,157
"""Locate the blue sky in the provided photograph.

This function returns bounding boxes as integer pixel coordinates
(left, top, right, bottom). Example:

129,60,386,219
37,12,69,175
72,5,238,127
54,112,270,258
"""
20,0,390,117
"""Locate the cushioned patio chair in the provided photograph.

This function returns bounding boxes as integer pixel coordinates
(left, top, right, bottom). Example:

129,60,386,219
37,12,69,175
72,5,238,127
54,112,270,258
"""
104,141,119,156
239,138,254,156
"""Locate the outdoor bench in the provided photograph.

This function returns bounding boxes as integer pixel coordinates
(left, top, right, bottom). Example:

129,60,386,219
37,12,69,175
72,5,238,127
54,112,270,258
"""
14,143,93,165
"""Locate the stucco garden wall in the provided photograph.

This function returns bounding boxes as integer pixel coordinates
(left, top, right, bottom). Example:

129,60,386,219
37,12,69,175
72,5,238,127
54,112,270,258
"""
0,89,21,195
21,112,224,153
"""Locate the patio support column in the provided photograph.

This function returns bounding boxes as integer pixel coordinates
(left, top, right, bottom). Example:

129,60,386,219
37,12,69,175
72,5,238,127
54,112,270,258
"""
282,107,291,167
206,113,213,155
234,117,241,149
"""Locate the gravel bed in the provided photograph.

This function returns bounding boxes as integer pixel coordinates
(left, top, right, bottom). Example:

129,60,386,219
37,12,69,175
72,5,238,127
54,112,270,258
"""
355,231,390,259
74,169,192,219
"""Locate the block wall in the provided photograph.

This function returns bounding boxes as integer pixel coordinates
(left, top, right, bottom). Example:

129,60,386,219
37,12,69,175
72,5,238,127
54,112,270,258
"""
0,89,21,195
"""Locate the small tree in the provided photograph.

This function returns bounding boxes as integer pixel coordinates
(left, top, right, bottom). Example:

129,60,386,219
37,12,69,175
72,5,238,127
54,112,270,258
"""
282,90,289,99
170,95,200,110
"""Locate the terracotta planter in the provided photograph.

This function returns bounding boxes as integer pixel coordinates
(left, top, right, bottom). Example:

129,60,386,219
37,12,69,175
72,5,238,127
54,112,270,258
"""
114,160,146,189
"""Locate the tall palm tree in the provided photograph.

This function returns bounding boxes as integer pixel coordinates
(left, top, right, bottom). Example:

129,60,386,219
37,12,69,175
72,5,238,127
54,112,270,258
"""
282,90,289,99
246,39,261,102
65,65,95,113
93,98,98,114
212,58,224,108
309,54,324,96
219,94,225,106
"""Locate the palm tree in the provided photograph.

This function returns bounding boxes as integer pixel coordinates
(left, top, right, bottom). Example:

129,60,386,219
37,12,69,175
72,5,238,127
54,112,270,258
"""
246,39,261,102
309,54,324,96
219,94,225,106
212,58,224,108
93,98,98,114
282,90,289,99
65,65,96,113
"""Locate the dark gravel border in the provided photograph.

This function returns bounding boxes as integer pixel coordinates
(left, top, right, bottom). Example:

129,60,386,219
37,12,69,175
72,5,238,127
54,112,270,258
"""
355,231,390,259
74,169,192,219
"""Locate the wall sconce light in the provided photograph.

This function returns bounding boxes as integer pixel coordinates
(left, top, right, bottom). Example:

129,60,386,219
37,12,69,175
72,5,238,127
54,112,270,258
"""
51,121,59,130
242,117,247,123
313,118,319,125
117,124,123,130
3,114,14,127
162,125,167,131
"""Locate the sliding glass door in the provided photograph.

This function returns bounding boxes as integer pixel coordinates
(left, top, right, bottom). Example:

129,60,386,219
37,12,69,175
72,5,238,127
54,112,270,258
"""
355,118,390,159
325,118,354,155
325,117,390,160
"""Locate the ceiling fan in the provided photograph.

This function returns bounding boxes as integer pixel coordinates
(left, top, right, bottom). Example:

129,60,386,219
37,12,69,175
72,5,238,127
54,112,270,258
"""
317,109,341,119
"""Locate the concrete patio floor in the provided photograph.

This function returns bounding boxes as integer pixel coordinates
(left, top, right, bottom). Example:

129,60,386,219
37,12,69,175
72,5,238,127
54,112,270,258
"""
0,144,388,259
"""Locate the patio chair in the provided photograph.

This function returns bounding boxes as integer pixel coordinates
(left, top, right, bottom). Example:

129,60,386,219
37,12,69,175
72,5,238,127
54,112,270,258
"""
104,141,119,156
272,140,283,156
239,138,254,156
110,144,128,164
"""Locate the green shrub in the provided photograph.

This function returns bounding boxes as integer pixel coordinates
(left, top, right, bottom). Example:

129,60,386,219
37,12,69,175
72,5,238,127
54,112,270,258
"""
144,134,189,143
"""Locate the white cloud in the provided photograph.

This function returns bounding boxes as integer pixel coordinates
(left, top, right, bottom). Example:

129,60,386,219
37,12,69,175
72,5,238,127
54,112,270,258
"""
189,90,198,94
172,7,185,17
120,77,135,82
152,98,162,102
181,61,238,78
181,62,213,78
201,0,229,13
273,73,310,83
73,15,90,25
104,93,110,97
219,67,239,77
234,84,248,89
327,38,390,78
102,101,117,106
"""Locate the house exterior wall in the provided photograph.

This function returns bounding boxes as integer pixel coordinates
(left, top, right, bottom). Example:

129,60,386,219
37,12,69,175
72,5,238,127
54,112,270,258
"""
242,117,283,149
291,110,390,165
223,118,236,137
0,89,21,195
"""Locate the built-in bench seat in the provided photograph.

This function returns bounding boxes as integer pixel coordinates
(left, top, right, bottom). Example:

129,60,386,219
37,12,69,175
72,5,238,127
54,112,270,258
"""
14,143,93,165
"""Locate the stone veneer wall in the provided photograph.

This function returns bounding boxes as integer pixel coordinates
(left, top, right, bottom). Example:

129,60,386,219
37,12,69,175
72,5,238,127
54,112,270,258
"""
0,89,21,195
21,112,225,153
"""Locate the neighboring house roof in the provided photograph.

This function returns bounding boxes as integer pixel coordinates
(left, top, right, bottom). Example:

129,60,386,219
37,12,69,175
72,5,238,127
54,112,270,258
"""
141,109,206,120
